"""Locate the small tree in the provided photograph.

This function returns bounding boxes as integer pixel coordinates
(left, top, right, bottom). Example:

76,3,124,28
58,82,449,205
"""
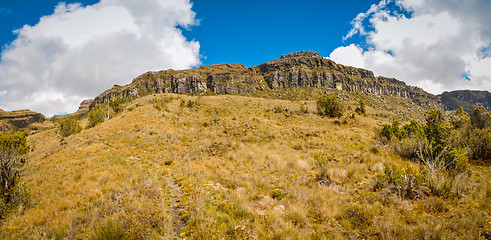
0,149,24,204
470,104,490,129
316,94,344,118
0,131,29,217
0,131,28,154
59,118,82,138
87,105,114,129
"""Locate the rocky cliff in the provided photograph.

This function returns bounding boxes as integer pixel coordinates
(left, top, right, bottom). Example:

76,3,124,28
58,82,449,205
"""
439,90,491,112
89,51,439,109
0,109,46,130
52,99,94,120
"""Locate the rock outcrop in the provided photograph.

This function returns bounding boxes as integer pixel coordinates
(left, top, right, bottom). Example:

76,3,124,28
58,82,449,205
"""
0,109,46,130
53,99,94,120
439,90,491,112
89,51,440,109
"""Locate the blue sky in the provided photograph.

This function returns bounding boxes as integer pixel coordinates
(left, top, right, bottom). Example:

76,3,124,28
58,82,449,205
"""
0,0,379,66
0,0,490,116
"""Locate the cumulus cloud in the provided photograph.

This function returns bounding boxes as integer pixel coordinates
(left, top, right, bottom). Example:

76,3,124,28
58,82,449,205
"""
329,0,491,94
0,0,200,116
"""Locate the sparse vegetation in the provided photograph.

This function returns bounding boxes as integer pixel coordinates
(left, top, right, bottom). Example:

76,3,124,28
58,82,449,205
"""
355,98,366,115
316,94,344,118
58,118,82,138
87,104,115,128
109,99,126,114
0,93,489,239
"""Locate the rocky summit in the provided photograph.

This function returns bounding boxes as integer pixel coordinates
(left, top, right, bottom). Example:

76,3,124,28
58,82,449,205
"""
89,51,439,109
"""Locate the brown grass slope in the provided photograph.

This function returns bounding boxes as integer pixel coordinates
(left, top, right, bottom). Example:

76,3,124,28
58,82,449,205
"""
1,93,489,239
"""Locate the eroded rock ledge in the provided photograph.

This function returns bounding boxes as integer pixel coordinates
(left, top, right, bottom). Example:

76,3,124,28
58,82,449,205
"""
90,51,439,108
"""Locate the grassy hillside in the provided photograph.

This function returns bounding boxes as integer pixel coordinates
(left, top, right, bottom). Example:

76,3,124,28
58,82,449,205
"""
1,93,489,239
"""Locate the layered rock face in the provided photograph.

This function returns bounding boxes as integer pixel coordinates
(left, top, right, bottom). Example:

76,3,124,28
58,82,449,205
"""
0,109,46,129
440,90,491,112
90,51,439,108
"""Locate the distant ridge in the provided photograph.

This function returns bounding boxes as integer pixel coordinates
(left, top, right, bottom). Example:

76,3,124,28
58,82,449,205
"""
89,51,440,109
439,90,491,112
0,108,46,130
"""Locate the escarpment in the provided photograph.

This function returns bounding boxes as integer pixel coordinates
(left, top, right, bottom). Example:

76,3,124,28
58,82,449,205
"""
89,51,439,109
0,109,46,129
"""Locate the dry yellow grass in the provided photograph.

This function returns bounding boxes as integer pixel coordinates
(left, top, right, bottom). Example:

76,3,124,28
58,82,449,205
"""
0,93,489,239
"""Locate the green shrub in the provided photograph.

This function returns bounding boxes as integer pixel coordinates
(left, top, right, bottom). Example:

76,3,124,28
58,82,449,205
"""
299,102,308,114
109,99,126,114
59,118,82,138
355,98,366,115
449,107,470,129
0,131,30,218
180,99,198,108
374,164,424,199
87,105,114,129
316,94,344,118
271,189,284,200
470,104,490,129
0,131,28,154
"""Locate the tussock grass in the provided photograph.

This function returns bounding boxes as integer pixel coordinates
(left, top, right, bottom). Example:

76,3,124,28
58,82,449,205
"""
0,93,489,239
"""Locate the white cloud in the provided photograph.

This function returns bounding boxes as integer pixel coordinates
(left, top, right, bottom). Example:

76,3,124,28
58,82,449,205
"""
0,0,200,116
330,0,491,94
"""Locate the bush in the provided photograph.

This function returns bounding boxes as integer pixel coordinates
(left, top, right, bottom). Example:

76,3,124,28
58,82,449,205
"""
0,150,25,205
88,219,128,240
271,189,284,200
470,104,490,129
59,118,82,138
355,98,366,115
87,105,114,129
109,99,126,114
0,131,29,218
0,131,28,154
316,94,344,118
299,102,308,114
374,164,424,199
180,99,198,108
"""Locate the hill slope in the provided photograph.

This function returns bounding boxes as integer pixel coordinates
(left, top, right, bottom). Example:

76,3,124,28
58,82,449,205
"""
1,93,489,239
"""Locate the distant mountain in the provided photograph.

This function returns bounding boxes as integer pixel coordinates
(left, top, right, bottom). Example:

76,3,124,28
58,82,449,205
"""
439,90,491,112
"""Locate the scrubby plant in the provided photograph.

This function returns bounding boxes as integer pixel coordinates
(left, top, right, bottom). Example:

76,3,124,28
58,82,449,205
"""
271,189,284,200
299,102,308,114
180,99,198,108
59,118,82,138
0,131,28,154
0,131,29,218
88,219,128,240
316,94,344,118
470,104,490,129
151,95,174,111
355,98,366,115
109,99,126,114
374,164,425,199
377,106,488,198
87,105,115,128
449,107,470,129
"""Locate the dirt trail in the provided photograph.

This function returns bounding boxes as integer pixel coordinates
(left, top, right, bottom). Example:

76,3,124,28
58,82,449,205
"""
165,176,186,238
